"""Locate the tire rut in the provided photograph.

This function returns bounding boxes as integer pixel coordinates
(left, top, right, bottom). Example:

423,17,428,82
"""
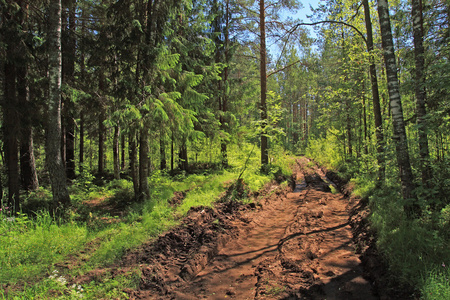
129,157,377,299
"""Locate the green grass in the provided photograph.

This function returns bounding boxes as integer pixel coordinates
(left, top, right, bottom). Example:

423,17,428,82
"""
1,142,292,299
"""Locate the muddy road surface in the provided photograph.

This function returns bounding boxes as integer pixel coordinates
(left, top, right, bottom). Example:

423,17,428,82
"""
127,157,377,299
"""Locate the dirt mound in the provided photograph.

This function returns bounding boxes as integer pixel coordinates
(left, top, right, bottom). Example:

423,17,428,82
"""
126,198,259,299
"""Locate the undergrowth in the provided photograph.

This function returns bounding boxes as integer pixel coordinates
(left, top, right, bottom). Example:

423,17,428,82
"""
0,143,293,299
307,136,450,299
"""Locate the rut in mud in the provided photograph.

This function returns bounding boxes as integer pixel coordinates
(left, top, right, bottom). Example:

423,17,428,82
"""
125,157,378,299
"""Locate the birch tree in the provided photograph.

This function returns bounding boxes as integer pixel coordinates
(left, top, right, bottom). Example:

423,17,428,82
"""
377,0,417,214
47,0,71,208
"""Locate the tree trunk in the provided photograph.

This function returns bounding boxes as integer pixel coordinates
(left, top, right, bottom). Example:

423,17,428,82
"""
293,100,300,144
220,0,230,168
179,138,189,171
160,130,167,170
62,0,76,180
259,0,269,166
79,110,85,172
121,134,126,170
377,0,417,214
17,66,39,191
113,125,120,180
129,132,139,200
171,131,174,171
98,107,106,175
3,57,21,212
139,125,150,200
412,0,431,185
363,0,385,185
47,0,71,209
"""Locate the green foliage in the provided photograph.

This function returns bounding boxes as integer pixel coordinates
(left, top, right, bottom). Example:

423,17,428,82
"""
0,211,87,285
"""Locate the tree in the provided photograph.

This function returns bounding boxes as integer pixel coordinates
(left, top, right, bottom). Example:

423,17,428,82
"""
412,0,431,185
362,0,385,185
47,0,71,208
377,0,417,214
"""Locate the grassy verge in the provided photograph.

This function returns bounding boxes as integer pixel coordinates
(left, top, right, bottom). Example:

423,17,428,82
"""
306,137,450,299
0,143,293,299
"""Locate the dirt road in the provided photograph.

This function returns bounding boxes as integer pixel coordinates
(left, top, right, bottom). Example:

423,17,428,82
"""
129,157,377,299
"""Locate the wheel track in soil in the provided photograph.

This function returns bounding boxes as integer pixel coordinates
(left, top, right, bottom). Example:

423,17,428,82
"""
129,157,378,299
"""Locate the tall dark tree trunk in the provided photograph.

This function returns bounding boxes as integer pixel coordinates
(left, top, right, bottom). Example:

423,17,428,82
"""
62,0,76,180
3,56,21,212
363,0,385,185
220,0,230,167
98,108,106,175
160,130,167,170
412,0,431,185
18,66,39,191
129,132,139,200
79,110,84,172
259,0,269,166
171,131,174,171
47,0,71,208
292,100,299,144
113,125,120,180
121,134,126,170
139,125,150,200
377,0,417,214
179,138,189,171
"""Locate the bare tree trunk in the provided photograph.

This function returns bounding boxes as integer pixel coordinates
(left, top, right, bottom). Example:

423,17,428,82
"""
377,0,417,215
3,56,21,212
98,108,106,175
412,0,431,185
293,100,299,144
17,66,39,191
179,137,189,171
160,130,166,170
129,132,139,200
47,0,71,209
79,110,84,172
259,0,269,166
171,131,174,171
121,134,125,170
363,0,385,185
139,125,150,200
113,125,120,180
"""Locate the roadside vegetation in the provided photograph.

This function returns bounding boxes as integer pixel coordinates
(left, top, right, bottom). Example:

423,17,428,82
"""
307,136,450,299
0,144,293,299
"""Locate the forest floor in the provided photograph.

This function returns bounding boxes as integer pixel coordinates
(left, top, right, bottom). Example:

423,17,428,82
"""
72,157,384,299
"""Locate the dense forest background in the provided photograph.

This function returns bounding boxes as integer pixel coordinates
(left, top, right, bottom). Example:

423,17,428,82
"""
1,0,450,298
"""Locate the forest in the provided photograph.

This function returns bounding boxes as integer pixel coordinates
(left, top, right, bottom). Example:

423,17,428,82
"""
1,0,449,298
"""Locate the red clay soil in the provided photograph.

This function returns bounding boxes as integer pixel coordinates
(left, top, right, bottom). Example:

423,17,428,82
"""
121,157,379,299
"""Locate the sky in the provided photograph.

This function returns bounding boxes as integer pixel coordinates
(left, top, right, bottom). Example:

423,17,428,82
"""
268,0,321,57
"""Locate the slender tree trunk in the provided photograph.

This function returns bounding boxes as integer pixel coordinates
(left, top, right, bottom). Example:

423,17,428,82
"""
17,66,39,191
129,132,139,199
160,130,166,170
139,125,150,200
3,56,21,212
98,108,105,175
363,0,385,185
121,134,126,170
62,0,76,180
293,100,299,144
47,0,71,208
113,125,120,180
79,110,85,172
179,138,189,171
171,131,174,171
259,0,269,166
220,0,230,167
412,0,431,185
377,0,417,214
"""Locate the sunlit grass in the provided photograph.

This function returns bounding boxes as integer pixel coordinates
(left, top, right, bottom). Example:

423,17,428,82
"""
1,142,292,299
